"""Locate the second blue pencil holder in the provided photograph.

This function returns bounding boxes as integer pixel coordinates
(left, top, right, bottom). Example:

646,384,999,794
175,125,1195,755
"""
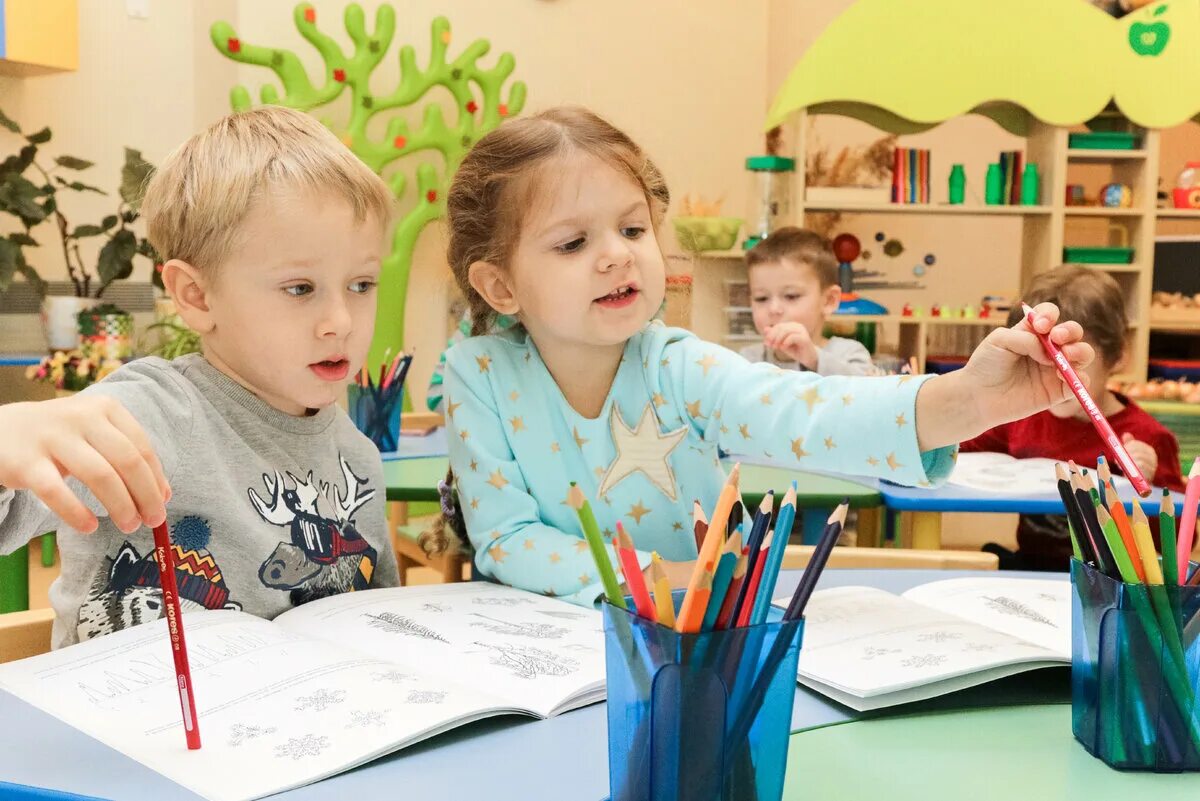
347,384,402,452
1072,559,1200,771
603,590,804,801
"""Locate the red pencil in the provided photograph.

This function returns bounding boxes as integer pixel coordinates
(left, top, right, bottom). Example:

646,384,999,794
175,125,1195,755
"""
152,522,201,750
615,523,656,621
1022,304,1150,497
734,532,772,628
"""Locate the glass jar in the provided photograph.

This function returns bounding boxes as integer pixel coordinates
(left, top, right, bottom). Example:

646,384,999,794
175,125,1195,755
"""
745,156,795,249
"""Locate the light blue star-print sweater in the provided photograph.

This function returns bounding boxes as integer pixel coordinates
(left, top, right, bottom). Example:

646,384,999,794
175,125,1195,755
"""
443,321,956,606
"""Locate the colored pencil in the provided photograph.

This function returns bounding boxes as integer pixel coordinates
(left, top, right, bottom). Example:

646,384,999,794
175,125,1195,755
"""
1105,480,1145,583
1161,488,1179,588
616,523,655,621
1130,502,1163,586
692,501,708,555
701,534,741,632
567,483,625,609
676,561,714,633
749,485,796,626
1178,457,1200,584
784,502,850,620
1055,463,1088,563
649,553,676,628
1096,455,1111,507
151,522,201,750
728,491,773,624
678,465,738,632
727,501,744,538
1022,303,1150,497
1071,468,1116,577
714,548,749,630
735,532,772,628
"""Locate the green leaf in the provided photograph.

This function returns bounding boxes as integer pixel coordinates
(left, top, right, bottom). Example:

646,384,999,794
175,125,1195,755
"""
24,127,51,145
120,148,155,210
121,210,136,224
70,224,105,238
0,109,20,134
100,214,119,231
54,155,94,171
16,262,47,297
7,232,38,246
0,238,16,292
0,174,48,225
97,228,137,286
64,180,105,195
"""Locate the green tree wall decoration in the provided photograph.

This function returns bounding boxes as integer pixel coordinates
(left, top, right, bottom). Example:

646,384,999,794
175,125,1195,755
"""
211,3,526,365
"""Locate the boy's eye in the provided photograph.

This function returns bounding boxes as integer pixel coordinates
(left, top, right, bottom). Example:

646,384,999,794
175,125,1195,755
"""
751,297,768,304
785,293,801,301
285,284,314,297
350,279,377,294
556,237,586,254
621,226,645,239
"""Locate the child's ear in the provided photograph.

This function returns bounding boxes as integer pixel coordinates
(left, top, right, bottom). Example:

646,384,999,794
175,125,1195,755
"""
468,260,520,315
820,283,842,316
1112,341,1131,374
161,259,216,335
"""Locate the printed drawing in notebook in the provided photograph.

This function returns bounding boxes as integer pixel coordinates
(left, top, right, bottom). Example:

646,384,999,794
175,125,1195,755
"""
0,582,606,801
777,576,1071,711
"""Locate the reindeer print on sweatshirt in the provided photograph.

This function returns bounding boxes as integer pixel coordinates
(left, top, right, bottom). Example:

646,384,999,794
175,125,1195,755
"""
249,454,380,605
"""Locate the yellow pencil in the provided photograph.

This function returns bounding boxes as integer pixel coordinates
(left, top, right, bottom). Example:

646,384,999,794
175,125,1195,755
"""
677,464,739,631
650,553,675,628
1131,500,1164,585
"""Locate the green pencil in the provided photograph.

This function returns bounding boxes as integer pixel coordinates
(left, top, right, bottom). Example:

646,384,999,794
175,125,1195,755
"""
1161,488,1179,589
567,482,625,609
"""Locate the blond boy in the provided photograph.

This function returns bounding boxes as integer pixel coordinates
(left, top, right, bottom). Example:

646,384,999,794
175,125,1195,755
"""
740,227,874,376
0,107,399,648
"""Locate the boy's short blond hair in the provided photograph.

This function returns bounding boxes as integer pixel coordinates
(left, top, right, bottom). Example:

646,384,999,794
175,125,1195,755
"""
744,227,838,288
142,106,393,271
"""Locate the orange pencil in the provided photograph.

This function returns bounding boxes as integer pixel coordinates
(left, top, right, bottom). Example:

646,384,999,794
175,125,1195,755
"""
677,465,739,631
1105,479,1145,583
676,561,714,633
735,531,773,628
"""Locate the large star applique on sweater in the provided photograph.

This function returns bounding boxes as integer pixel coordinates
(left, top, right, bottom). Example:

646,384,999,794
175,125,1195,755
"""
598,403,687,501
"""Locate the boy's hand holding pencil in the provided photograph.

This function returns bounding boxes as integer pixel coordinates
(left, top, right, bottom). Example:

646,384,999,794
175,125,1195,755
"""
0,394,169,533
915,302,1094,451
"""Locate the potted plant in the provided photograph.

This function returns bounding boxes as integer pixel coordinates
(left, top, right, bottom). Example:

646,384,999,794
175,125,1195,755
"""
0,108,159,349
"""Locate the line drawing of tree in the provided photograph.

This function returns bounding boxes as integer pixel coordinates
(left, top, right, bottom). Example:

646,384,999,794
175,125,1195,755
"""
210,3,527,363
468,613,568,639
363,611,449,642
474,641,578,680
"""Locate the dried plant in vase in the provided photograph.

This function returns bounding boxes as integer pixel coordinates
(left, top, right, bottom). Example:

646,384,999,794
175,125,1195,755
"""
803,119,897,238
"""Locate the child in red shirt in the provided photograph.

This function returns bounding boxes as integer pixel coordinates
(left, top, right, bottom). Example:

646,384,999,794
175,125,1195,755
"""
962,266,1184,570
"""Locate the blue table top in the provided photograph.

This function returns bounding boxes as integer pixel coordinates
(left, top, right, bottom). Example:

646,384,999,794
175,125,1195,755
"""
0,569,1061,801
379,427,449,461
877,479,1187,515
0,354,42,367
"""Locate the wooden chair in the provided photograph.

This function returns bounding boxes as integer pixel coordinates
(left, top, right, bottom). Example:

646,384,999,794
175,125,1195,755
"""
782,545,999,571
389,503,467,585
0,608,54,663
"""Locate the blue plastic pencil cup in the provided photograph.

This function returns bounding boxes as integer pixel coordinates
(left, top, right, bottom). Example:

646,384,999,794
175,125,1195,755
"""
347,384,403,452
603,590,804,801
1071,559,1200,771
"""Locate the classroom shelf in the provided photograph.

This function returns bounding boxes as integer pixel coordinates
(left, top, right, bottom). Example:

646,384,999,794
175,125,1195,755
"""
1150,319,1200,333
1155,209,1200,219
1066,149,1148,160
802,202,1053,216
692,249,746,260
1063,207,1147,217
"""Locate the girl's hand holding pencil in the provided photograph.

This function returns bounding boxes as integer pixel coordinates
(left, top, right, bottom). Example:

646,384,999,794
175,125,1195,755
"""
0,394,169,534
914,302,1094,451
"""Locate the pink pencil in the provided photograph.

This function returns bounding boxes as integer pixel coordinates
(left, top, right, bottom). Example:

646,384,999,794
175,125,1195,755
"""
1178,457,1200,583
1022,303,1150,497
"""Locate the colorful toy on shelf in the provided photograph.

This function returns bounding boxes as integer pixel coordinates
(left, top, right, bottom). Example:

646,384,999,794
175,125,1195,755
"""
890,147,930,204
931,303,942,317
1101,182,1133,207
1020,163,1040,205
744,156,794,250
1121,378,1200,405
901,302,914,316
831,233,888,315
1066,184,1087,206
1173,162,1200,209
948,164,966,204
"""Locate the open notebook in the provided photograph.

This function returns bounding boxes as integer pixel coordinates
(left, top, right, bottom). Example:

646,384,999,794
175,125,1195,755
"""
781,577,1071,711
948,451,1138,496
0,582,604,801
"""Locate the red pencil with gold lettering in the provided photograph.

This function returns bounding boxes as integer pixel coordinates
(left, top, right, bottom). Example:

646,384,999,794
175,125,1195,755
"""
152,521,201,749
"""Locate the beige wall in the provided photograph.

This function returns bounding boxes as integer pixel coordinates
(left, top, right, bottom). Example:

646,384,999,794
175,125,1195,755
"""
0,1,236,288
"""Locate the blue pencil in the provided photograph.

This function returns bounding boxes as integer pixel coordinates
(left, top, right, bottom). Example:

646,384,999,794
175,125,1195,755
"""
727,492,773,623
701,534,741,632
750,484,797,625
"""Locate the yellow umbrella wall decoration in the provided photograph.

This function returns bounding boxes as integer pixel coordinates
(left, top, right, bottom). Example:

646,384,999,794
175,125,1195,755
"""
766,0,1200,132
